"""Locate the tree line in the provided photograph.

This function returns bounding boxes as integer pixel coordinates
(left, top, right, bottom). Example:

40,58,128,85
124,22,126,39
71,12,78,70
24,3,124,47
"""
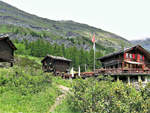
13,39,113,72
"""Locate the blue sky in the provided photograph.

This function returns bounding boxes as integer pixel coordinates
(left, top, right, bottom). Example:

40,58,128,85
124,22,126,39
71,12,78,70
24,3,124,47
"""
2,0,150,40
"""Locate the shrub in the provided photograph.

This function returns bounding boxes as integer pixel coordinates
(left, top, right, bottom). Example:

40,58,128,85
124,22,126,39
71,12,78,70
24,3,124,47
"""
15,56,41,69
0,66,52,96
67,76,150,113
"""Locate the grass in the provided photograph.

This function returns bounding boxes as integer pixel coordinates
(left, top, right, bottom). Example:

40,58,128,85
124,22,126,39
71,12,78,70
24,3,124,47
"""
16,54,43,65
51,76,73,88
54,98,81,113
0,75,72,113
0,55,72,113
0,86,59,113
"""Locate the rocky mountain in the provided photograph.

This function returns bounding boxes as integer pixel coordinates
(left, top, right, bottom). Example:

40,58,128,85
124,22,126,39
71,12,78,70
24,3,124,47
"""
0,1,131,51
131,38,150,51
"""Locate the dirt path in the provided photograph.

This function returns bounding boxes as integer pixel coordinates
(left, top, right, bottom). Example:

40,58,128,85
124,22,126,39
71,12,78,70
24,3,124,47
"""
48,85,70,113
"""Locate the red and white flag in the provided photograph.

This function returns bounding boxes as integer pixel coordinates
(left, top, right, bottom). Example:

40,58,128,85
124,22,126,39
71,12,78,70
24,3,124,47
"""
92,33,95,50
92,33,95,43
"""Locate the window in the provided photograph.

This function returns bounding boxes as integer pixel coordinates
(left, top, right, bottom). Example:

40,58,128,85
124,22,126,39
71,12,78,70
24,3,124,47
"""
137,54,140,61
140,55,143,61
126,53,129,58
129,54,132,59
125,53,132,59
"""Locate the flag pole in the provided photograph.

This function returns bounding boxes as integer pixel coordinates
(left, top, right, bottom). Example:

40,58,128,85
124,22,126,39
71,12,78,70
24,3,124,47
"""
94,42,95,71
91,33,96,72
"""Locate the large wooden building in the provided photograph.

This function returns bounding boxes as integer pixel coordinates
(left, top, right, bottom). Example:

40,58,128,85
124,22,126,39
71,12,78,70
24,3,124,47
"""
97,45,150,84
0,34,17,67
41,55,72,74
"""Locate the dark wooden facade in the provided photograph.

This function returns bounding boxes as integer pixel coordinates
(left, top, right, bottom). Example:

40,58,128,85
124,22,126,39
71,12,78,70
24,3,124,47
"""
97,45,150,84
0,34,17,67
97,45,150,70
41,55,72,74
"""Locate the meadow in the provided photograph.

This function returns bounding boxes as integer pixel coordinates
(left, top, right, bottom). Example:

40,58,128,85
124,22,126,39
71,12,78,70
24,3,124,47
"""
0,55,71,113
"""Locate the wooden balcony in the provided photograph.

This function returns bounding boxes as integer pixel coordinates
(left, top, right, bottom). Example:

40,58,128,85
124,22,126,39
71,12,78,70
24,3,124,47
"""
96,68,150,76
102,59,122,67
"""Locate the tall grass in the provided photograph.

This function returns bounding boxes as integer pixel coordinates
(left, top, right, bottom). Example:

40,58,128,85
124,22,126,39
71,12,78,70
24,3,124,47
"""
0,56,62,113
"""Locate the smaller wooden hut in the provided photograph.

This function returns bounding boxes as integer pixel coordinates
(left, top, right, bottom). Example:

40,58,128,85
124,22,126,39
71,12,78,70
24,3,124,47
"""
41,55,72,74
0,34,17,67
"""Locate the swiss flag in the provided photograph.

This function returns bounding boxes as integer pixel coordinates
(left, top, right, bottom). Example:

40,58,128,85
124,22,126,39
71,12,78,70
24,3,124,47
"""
92,33,95,43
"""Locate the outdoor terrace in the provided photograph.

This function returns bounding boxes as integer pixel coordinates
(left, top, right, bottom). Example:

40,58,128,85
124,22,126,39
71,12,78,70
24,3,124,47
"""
96,68,150,75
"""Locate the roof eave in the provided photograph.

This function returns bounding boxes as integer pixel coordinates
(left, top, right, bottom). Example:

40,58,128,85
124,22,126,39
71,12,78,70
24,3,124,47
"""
0,34,17,50
41,55,72,63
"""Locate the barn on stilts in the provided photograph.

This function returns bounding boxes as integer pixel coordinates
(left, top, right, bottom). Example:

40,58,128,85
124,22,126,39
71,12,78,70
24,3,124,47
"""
0,34,17,67
41,55,72,75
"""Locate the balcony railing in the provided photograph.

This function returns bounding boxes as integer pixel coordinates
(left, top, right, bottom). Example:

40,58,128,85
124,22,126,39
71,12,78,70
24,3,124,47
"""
96,68,150,75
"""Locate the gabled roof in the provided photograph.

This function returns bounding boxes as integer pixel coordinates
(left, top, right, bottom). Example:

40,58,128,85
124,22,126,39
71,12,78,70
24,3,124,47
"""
97,45,150,60
41,55,72,63
0,34,17,50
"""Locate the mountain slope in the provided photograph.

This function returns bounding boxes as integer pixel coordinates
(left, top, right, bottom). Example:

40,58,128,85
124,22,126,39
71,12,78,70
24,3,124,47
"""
0,1,131,50
131,38,150,51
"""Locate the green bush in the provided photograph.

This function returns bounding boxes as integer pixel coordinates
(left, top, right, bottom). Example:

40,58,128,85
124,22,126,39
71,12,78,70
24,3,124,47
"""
15,55,41,69
0,55,62,113
0,66,52,96
67,76,150,113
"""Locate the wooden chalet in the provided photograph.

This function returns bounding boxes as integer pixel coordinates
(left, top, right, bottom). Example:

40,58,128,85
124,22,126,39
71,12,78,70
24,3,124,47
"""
0,34,17,67
41,55,72,74
97,45,150,84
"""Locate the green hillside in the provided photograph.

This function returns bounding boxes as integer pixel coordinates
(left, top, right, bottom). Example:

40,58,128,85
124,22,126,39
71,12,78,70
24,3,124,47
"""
0,1,131,51
131,38,150,51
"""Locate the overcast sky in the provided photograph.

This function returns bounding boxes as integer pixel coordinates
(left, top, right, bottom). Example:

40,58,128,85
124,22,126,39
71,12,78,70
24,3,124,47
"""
2,0,150,40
